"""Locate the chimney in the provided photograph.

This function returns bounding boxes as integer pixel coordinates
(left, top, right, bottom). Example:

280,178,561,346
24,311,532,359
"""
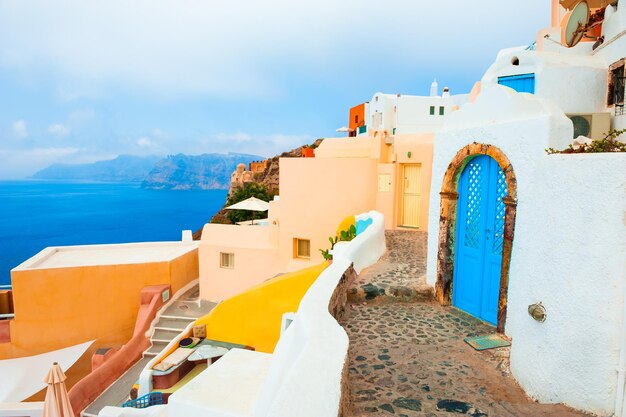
430,79,438,97
442,87,450,98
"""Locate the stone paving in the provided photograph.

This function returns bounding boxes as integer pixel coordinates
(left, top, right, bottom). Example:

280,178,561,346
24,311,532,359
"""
348,230,432,303
340,230,591,417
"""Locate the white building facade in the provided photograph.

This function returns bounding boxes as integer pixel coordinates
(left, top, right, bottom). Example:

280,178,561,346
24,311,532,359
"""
426,1,626,416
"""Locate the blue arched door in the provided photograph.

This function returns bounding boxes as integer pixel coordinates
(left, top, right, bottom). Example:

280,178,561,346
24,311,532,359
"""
452,155,507,325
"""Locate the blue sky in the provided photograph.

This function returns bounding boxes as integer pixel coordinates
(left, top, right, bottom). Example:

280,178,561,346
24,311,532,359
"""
0,1,550,178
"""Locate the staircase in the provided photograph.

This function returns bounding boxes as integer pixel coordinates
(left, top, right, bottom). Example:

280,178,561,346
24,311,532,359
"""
81,284,215,417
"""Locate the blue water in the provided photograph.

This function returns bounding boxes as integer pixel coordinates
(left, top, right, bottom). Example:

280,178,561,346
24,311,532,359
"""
0,181,228,286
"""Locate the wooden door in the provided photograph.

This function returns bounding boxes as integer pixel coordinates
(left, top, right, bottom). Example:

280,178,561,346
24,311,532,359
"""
401,164,421,228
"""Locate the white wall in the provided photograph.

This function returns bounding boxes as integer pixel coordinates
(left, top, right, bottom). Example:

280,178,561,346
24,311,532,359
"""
426,85,626,416
482,50,608,114
256,211,386,417
367,92,467,135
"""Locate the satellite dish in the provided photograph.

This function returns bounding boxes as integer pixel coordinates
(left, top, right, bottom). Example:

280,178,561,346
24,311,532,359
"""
563,0,590,47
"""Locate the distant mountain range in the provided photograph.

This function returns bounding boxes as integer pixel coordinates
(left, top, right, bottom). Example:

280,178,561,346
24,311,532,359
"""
32,155,161,182
32,153,263,190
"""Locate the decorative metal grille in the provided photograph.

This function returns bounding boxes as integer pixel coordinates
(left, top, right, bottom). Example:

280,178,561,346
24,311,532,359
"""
492,168,507,255
616,76,625,116
122,392,163,409
464,162,482,249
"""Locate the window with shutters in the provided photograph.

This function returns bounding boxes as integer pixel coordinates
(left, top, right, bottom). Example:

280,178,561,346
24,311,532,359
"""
294,238,311,259
220,252,234,269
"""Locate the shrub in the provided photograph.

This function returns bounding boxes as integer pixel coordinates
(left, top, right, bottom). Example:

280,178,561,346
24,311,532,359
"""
546,129,626,154
226,183,273,224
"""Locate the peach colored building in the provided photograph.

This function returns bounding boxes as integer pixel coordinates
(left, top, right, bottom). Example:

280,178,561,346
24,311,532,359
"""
199,88,467,302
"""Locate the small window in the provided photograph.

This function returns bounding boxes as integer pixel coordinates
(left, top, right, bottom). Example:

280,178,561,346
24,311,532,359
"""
608,60,625,107
429,106,435,115
439,106,445,115
354,114,359,123
511,56,520,66
294,238,311,259
220,252,234,269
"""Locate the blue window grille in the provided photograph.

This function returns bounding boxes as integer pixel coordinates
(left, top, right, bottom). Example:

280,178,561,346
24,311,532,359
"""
122,392,163,409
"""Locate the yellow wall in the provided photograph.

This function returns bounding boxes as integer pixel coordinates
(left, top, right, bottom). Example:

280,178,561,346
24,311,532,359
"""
195,262,328,353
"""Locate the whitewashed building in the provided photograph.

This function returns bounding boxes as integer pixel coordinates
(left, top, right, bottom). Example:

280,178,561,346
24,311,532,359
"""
426,1,626,416
356,83,468,137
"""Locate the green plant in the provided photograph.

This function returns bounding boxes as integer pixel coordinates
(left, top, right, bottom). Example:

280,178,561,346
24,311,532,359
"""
319,248,333,261
338,224,357,242
225,182,273,224
318,224,357,261
545,129,626,154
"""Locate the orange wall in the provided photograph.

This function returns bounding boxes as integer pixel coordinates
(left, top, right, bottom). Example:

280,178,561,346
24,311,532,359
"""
0,249,199,394
349,103,366,131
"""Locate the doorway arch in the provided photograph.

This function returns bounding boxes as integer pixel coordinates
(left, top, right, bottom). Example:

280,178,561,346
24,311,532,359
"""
435,143,517,332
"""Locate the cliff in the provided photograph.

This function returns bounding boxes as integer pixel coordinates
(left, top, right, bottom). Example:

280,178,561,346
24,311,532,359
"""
141,153,262,190
203,140,322,229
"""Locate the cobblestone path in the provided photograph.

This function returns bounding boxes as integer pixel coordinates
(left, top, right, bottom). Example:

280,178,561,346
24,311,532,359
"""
340,230,590,417
348,230,432,303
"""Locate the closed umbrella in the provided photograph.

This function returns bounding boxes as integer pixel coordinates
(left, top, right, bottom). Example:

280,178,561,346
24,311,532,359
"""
43,362,73,417
225,196,270,225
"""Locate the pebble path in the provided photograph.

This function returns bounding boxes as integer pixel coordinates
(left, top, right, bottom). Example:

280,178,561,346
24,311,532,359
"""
340,230,591,417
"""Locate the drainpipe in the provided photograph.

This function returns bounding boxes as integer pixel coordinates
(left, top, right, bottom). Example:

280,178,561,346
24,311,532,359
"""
616,281,626,417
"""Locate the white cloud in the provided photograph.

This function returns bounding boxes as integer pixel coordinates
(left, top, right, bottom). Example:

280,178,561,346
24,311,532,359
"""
48,123,70,137
68,108,95,122
0,147,79,178
11,120,28,138
214,132,253,144
190,132,311,157
137,137,152,147
0,1,549,99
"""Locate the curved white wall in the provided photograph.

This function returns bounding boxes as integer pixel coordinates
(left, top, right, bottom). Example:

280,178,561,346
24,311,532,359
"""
257,211,386,417
426,86,626,416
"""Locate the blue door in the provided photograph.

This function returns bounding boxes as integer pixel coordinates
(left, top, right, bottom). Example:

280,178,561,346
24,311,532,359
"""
452,155,507,325
498,73,535,94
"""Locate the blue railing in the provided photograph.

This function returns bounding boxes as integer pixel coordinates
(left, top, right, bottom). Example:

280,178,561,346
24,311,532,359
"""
122,392,163,409
525,41,536,51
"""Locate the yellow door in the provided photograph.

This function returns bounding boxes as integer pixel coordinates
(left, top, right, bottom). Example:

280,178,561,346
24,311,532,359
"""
401,164,421,227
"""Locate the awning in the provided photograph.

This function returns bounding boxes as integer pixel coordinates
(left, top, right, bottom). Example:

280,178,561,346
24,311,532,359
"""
560,0,613,10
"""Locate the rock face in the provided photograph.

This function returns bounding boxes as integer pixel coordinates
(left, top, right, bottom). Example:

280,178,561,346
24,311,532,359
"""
142,153,262,190
227,139,323,197
203,140,322,230
32,155,161,182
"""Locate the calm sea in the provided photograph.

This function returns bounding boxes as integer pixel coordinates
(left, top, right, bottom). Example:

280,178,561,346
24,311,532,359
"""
0,181,228,286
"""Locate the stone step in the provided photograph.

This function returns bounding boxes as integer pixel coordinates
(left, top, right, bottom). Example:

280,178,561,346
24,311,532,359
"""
154,317,191,331
348,282,434,304
144,340,169,357
160,299,216,319
151,328,180,343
